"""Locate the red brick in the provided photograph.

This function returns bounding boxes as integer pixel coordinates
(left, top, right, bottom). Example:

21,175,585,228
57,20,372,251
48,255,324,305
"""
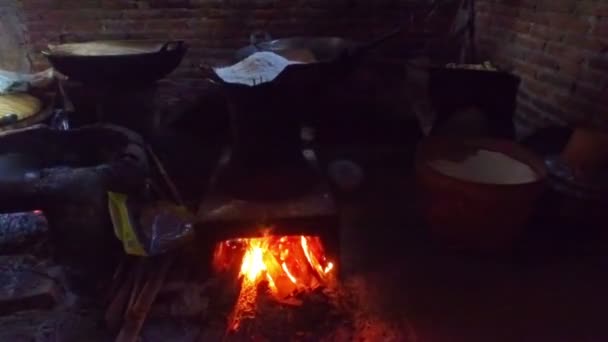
24,10,46,22
592,20,608,37
512,59,540,79
493,3,520,17
512,19,532,34
101,19,146,32
503,0,536,10
537,71,575,93
21,0,59,10
575,2,608,17
529,24,564,40
145,18,188,30
532,95,571,118
512,33,545,50
476,1,490,13
536,0,578,13
521,76,551,97
545,42,587,63
558,59,584,76
476,16,492,29
589,56,608,72
27,21,62,32
526,51,560,70
517,100,554,126
62,20,101,32
573,83,604,101
121,9,164,19
554,94,606,119
577,69,608,88
546,13,592,33
562,35,607,51
162,9,198,18
101,0,137,9
519,10,551,26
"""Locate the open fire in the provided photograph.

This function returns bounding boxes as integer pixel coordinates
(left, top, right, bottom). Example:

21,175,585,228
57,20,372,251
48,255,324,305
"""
213,232,336,331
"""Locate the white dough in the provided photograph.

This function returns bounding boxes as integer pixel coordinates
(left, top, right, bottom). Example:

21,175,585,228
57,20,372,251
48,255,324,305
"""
429,149,538,184
214,51,301,86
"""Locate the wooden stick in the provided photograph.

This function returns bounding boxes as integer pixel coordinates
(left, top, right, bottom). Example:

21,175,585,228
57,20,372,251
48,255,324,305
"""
145,144,184,205
115,254,175,342
105,269,134,333
105,258,127,306
126,258,146,315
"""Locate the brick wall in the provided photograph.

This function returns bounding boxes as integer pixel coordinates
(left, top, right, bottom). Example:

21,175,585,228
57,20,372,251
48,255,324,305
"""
0,0,29,72
476,0,608,135
19,0,447,78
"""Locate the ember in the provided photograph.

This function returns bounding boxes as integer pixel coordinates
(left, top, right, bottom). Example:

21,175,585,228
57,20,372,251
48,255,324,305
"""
213,233,336,331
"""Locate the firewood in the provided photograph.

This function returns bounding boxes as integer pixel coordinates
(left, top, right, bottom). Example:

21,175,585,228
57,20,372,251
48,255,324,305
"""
115,254,175,342
105,269,134,333
104,258,127,306
145,144,184,205
126,258,146,315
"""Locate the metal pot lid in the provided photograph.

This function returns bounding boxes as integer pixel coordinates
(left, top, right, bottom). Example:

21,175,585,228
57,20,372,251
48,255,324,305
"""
45,40,170,57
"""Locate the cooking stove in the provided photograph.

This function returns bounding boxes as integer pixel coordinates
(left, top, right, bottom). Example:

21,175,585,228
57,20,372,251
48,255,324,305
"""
196,79,340,270
59,80,160,132
197,147,339,255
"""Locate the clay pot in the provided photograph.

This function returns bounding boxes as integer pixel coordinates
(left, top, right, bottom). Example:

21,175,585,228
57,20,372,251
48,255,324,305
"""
560,126,608,184
415,137,547,252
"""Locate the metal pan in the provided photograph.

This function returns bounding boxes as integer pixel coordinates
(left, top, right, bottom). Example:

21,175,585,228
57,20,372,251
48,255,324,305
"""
0,92,55,133
42,40,188,85
235,27,402,63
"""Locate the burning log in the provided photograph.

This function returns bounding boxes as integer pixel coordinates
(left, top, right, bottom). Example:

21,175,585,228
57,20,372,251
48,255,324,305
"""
211,233,337,336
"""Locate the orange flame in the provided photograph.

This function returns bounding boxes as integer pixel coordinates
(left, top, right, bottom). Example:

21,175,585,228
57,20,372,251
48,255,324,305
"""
213,234,336,331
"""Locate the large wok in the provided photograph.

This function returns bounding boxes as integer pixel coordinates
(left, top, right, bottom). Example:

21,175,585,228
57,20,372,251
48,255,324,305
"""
234,28,401,63
236,33,358,63
42,40,188,85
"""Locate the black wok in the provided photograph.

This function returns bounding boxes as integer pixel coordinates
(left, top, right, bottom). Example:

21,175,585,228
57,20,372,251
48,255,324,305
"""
235,28,401,63
42,40,188,85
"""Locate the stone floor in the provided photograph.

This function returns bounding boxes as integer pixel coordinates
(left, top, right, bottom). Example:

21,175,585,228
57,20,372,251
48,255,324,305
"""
0,142,607,341
338,154,608,342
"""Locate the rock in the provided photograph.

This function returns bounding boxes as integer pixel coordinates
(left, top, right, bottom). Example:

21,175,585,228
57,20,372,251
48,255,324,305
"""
0,212,48,254
0,255,62,316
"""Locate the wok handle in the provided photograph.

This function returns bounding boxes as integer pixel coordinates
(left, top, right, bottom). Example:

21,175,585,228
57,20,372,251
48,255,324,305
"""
249,31,272,46
42,33,78,55
160,41,185,52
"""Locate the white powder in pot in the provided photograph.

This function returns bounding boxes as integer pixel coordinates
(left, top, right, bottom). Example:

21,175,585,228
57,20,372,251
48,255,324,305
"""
428,149,538,184
214,51,302,86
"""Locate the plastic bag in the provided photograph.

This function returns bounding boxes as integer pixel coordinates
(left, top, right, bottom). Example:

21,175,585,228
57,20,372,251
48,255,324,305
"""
0,70,27,94
0,69,59,94
108,192,195,256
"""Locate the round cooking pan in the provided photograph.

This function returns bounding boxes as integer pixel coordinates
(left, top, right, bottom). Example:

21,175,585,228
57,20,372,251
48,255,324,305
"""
236,34,359,63
42,40,188,85
235,28,401,63
0,91,55,133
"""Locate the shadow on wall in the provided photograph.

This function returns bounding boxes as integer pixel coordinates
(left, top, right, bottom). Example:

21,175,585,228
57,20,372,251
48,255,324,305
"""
0,2,30,72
